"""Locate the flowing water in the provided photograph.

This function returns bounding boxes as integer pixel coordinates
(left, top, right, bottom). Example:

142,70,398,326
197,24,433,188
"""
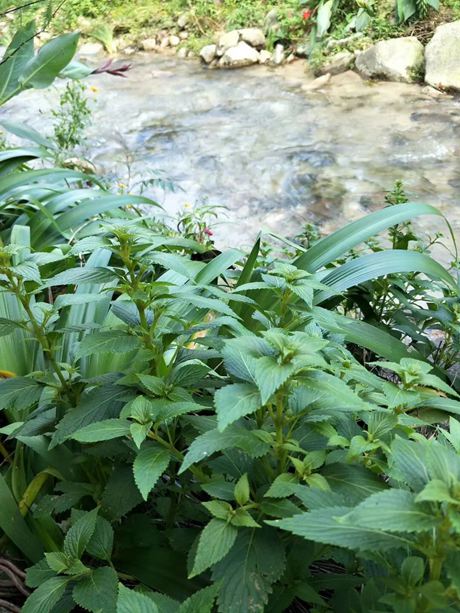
3,53,460,250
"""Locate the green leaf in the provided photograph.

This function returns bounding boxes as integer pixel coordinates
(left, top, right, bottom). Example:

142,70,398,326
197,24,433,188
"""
73,567,118,613
101,465,142,520
52,384,133,446
26,559,57,588
44,266,116,287
343,489,439,533
117,584,159,613
316,250,457,303
63,508,98,559
133,444,170,500
317,0,333,37
178,584,220,613
179,426,270,474
389,437,430,491
215,383,261,431
72,419,131,443
22,576,69,613
0,377,41,411
415,480,457,504
212,527,286,613
0,21,35,105
0,474,43,562
269,506,413,551
190,519,238,577
195,248,242,285
234,473,250,506
20,32,79,89
76,330,141,359
86,516,114,561
254,357,296,404
295,203,445,272
320,463,387,504
265,473,298,498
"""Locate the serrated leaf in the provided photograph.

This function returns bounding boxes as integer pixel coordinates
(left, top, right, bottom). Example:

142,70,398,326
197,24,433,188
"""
133,444,170,500
73,566,118,613
72,419,131,443
178,583,220,613
86,516,114,561
265,473,298,498
215,383,261,431
179,426,270,474
0,377,41,411
76,331,141,359
270,506,413,552
26,559,57,588
117,583,159,613
343,489,438,533
234,473,250,506
415,479,457,504
212,527,286,613
101,465,143,520
190,519,237,577
254,356,296,404
63,508,98,559
22,576,69,613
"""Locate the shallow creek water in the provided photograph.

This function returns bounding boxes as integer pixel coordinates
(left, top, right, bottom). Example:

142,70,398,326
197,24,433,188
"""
3,53,460,250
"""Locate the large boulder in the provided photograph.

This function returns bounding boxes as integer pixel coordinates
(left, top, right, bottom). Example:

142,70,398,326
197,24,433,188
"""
239,27,265,48
355,37,424,83
216,30,240,56
200,44,217,64
219,41,260,68
425,21,460,91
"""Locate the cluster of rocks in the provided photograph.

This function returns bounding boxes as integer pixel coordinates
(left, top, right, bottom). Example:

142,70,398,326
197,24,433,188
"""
199,28,289,68
322,20,460,91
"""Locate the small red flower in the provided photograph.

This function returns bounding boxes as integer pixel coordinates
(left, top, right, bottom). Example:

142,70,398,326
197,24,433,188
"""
203,227,213,237
302,8,312,20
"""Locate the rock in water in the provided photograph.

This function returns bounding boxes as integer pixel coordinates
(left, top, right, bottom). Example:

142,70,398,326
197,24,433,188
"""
219,41,260,68
355,37,424,83
239,28,266,49
259,50,272,64
317,51,355,76
425,21,460,91
141,38,157,51
272,44,285,65
200,44,217,64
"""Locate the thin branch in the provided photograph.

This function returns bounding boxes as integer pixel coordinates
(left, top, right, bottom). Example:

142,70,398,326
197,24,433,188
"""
1,0,46,17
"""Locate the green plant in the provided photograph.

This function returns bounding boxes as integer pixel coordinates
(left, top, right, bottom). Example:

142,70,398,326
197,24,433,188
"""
51,80,91,156
396,0,440,22
0,21,82,106
0,163,459,609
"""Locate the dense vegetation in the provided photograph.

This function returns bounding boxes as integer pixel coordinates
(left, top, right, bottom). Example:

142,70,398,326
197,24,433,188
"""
0,12,460,613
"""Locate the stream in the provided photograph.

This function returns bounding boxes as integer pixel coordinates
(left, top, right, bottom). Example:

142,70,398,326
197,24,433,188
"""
2,53,460,251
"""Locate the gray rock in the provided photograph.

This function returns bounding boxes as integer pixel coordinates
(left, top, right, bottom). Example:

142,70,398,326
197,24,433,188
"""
177,13,189,29
141,38,157,51
169,35,181,47
259,50,272,64
302,73,331,91
219,41,260,68
177,47,188,59
159,36,169,49
179,31,189,40
272,44,285,65
355,37,424,83
239,27,266,49
200,44,217,64
216,30,240,56
265,8,279,31
79,42,103,55
295,43,311,58
425,21,460,91
317,51,355,76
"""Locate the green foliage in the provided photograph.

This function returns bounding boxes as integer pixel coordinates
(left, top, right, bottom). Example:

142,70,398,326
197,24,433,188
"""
51,80,91,156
